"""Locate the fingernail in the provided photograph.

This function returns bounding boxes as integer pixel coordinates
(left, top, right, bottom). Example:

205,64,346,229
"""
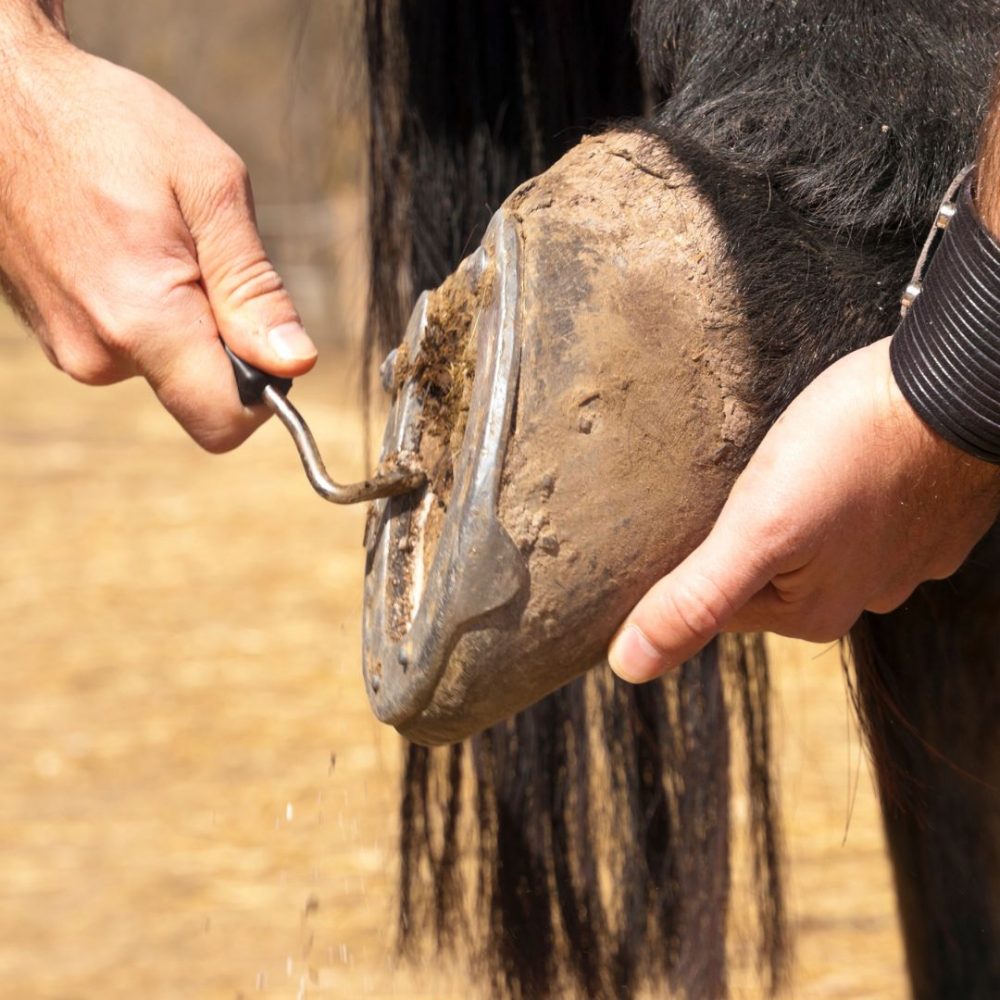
608,624,664,683
267,322,317,362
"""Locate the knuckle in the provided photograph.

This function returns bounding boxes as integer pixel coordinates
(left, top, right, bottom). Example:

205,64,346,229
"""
221,152,251,188
866,585,915,615
197,432,243,456
90,309,135,354
658,574,732,644
187,418,255,455
753,506,808,560
795,608,858,644
797,625,845,644
218,257,286,309
52,336,125,386
89,271,203,354
863,597,895,616
723,495,800,568
925,553,966,582
186,151,253,235
82,277,158,354
176,400,265,454
211,153,252,206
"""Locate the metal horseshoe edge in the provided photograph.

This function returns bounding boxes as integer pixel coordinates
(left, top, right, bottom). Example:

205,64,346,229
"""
362,210,528,729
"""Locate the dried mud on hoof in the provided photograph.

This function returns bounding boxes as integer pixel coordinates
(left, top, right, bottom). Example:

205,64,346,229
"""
364,131,752,745
402,262,487,556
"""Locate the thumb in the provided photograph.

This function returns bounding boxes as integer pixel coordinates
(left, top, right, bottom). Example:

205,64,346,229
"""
180,156,318,377
607,517,776,683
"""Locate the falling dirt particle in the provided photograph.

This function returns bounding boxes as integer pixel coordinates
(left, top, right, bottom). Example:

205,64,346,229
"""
578,415,593,434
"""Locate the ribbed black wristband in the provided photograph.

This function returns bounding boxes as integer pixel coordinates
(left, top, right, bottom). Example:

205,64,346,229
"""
891,174,1000,463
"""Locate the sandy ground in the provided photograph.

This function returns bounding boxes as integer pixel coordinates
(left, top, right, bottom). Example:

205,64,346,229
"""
0,313,905,998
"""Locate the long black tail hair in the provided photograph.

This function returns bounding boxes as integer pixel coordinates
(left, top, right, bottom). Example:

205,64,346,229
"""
364,3,785,997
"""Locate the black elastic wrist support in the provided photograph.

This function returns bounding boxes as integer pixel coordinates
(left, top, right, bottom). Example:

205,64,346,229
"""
891,174,1000,463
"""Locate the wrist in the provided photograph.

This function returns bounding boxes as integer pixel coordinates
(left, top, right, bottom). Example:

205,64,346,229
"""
890,171,1000,464
873,347,1000,554
0,4,80,157
0,2,71,71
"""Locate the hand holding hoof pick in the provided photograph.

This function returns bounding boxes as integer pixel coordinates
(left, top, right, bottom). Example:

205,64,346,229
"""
0,1,316,453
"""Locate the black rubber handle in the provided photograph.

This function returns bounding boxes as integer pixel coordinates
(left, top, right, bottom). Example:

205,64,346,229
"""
223,343,293,406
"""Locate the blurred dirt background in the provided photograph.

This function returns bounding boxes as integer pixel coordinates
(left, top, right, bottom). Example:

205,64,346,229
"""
0,2,906,997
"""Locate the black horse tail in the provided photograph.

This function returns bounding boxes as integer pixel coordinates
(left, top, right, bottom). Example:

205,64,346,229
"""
846,529,1000,997
364,4,786,997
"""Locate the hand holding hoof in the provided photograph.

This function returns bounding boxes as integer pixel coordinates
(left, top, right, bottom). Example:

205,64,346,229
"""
609,337,1000,682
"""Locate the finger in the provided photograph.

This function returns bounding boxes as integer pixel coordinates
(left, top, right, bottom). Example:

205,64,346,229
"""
864,583,918,615
132,281,268,452
607,521,779,683
48,327,135,385
2,276,136,384
178,155,317,377
728,584,863,643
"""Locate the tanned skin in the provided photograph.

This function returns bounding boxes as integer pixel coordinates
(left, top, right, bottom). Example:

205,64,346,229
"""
610,79,1000,681
0,0,317,452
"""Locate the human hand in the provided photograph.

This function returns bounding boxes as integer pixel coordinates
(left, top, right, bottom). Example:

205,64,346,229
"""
0,6,316,451
608,336,1000,682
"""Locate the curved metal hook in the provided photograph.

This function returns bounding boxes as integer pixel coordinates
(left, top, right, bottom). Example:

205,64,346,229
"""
261,385,425,504
225,343,425,505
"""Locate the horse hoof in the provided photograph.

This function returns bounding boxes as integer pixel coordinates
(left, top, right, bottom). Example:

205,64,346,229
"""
363,131,749,745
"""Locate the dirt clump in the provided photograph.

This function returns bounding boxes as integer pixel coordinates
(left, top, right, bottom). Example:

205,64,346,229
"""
380,258,490,615
400,262,491,568
415,267,487,495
